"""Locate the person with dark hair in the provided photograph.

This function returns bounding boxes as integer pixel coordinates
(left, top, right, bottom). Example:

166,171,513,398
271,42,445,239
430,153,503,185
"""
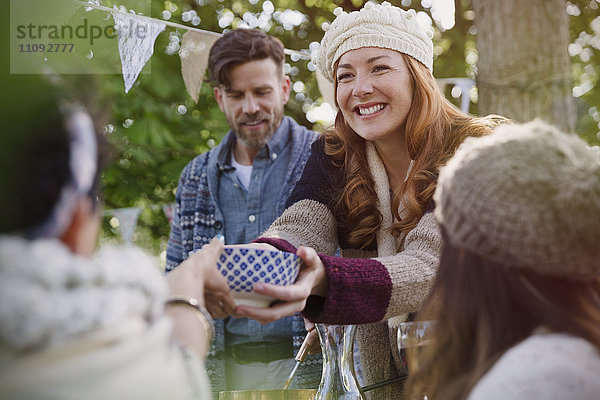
231,3,506,398
166,28,321,394
0,77,232,399
404,120,600,400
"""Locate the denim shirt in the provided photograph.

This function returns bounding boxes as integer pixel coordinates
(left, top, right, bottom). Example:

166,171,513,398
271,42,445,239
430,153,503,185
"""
217,119,294,345
166,116,321,394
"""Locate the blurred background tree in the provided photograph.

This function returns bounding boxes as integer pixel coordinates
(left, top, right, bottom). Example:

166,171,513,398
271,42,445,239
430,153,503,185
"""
473,0,576,132
44,0,597,260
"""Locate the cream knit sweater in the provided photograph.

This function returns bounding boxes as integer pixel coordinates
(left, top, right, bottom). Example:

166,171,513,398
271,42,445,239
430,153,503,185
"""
0,237,211,400
257,139,441,398
469,332,600,400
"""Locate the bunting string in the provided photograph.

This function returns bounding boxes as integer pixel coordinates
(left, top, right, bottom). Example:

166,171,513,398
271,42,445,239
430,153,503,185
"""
74,0,309,58
72,0,310,100
71,2,476,114
73,0,221,38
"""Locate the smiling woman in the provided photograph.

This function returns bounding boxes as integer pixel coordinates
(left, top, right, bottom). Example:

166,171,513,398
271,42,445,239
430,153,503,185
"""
334,48,414,153
234,2,508,398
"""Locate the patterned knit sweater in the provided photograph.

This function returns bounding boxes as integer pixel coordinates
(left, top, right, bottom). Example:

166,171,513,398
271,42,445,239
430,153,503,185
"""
166,117,321,395
256,137,442,399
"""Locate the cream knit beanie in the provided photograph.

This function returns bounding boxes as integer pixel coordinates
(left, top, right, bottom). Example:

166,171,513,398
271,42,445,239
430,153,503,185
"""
316,2,434,83
434,119,600,280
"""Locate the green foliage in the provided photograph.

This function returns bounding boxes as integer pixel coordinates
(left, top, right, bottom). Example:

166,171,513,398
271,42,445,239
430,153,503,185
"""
569,0,600,145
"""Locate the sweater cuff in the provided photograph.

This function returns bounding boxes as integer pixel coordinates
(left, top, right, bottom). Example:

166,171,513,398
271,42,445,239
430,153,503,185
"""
304,254,392,324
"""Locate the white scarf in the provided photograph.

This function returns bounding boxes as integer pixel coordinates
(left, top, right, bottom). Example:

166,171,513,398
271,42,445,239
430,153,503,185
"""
0,236,167,352
366,142,413,257
366,142,414,332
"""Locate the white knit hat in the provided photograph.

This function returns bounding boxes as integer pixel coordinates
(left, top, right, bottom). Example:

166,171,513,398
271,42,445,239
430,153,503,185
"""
316,2,434,83
434,119,600,280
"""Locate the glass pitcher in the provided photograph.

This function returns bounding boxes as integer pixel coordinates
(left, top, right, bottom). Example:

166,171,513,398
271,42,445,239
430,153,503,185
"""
315,324,365,400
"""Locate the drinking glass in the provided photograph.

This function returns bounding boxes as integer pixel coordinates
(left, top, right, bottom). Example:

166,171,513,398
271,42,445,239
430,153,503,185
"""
397,321,435,400
397,321,436,371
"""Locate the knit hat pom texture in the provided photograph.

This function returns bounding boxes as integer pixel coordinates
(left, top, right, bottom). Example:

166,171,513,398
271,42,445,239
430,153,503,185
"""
434,119,600,280
316,2,434,83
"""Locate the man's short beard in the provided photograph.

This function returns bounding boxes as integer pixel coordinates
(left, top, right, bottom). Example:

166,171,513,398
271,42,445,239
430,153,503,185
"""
238,133,273,151
232,108,284,150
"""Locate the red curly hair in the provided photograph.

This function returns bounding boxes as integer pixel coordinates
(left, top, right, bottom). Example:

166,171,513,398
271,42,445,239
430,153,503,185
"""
324,54,505,250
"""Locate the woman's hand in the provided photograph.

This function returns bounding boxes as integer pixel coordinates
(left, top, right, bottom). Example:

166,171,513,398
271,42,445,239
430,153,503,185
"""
234,246,328,324
166,238,235,318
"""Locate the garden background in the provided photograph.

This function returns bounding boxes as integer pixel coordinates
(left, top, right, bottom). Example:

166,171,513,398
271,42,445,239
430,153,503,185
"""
8,0,598,263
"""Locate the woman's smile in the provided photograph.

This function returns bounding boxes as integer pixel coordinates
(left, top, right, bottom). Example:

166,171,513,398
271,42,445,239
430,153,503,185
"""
355,103,387,117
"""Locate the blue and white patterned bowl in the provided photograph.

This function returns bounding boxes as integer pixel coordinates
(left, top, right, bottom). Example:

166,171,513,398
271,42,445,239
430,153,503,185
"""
217,247,300,307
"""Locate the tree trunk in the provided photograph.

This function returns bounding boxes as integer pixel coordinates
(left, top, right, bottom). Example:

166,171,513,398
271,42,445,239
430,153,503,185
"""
472,0,575,132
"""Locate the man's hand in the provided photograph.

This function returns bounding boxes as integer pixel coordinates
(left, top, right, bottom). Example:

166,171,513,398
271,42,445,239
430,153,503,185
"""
233,246,328,324
167,238,235,318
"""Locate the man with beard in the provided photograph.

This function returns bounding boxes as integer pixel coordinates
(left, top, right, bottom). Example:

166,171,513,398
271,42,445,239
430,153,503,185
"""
166,29,320,396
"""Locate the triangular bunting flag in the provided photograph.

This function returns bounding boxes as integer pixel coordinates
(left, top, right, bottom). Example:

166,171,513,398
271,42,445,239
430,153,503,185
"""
112,12,166,93
179,31,220,102
109,207,142,243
